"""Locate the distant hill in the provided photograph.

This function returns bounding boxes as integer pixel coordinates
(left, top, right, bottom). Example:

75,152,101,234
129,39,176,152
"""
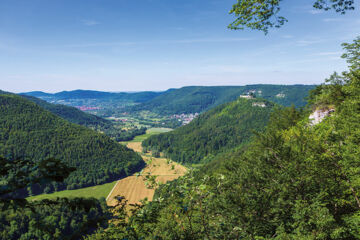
130,85,316,114
22,91,53,98
20,95,149,142
21,95,112,128
142,97,275,164
0,93,145,194
22,85,315,116
22,89,163,103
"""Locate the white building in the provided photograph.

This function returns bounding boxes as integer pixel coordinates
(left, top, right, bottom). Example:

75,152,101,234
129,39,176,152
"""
252,102,266,107
240,95,254,99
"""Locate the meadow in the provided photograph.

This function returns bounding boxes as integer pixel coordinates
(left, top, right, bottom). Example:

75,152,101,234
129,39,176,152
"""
125,127,172,143
27,181,117,201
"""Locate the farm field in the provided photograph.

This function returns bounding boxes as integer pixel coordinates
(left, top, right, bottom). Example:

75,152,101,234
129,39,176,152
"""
106,142,187,206
27,181,117,201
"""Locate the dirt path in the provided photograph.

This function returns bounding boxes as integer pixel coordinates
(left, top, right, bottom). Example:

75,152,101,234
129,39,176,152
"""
106,142,186,206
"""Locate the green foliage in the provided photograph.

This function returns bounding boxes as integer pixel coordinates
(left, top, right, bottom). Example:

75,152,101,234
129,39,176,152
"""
143,98,275,165
342,36,360,69
229,0,354,33
0,156,74,210
229,0,287,33
307,72,348,109
313,0,355,13
0,94,145,195
0,197,109,240
103,126,147,142
0,149,110,240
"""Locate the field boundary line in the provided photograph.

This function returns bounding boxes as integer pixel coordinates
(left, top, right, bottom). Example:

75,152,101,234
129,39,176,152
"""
106,180,119,201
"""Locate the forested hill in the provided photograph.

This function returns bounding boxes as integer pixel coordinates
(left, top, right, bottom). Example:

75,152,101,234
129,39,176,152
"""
130,85,315,114
142,98,275,164
21,95,112,128
23,89,163,103
0,94,145,195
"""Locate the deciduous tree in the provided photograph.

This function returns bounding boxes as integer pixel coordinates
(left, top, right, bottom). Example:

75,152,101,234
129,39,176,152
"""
229,0,355,33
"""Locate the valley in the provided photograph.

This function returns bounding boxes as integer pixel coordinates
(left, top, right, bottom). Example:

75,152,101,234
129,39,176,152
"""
22,85,315,131
27,127,186,207
2,1,359,238
3,77,360,239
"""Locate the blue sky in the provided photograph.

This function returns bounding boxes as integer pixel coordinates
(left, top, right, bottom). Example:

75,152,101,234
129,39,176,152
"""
0,0,359,93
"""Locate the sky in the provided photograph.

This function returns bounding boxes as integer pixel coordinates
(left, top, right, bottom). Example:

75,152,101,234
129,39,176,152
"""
0,0,359,93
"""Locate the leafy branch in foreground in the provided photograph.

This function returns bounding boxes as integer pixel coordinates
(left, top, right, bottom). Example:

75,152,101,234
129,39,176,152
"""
229,0,355,33
0,157,75,209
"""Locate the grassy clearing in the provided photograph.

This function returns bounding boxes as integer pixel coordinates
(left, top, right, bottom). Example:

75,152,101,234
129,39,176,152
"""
27,181,117,201
126,127,172,143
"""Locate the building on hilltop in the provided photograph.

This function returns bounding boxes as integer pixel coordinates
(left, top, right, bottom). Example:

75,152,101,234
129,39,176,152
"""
252,102,266,107
240,95,254,99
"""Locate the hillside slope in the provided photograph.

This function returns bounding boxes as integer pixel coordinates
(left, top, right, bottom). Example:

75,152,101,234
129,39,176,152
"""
21,95,112,128
130,85,315,114
0,94,145,194
142,98,275,164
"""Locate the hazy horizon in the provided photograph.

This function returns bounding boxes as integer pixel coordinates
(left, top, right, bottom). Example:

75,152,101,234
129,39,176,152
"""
12,83,318,94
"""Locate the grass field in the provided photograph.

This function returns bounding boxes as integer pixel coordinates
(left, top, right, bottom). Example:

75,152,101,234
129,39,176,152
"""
127,127,172,143
27,181,117,201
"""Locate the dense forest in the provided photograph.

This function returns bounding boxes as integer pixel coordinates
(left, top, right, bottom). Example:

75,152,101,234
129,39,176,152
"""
143,98,275,164
129,85,315,115
0,154,110,239
0,94,145,195
102,126,147,142
86,38,360,239
0,198,109,239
